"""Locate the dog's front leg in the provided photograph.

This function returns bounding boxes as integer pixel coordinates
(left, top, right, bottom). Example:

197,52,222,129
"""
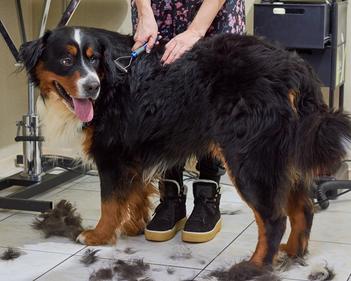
77,166,133,245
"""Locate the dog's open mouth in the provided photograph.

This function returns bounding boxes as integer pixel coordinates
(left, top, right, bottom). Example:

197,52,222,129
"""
53,81,94,122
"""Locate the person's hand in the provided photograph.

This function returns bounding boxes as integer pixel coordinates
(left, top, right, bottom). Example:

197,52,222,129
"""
161,29,202,64
132,13,158,53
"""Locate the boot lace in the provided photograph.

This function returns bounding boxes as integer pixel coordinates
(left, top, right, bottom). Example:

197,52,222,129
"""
191,193,217,225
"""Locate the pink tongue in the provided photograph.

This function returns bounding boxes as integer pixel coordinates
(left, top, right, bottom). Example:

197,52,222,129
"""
72,98,94,122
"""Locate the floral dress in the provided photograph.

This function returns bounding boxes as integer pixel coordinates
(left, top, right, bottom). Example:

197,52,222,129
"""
131,0,246,41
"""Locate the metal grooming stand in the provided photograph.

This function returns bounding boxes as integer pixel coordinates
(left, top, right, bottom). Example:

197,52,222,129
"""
0,0,83,212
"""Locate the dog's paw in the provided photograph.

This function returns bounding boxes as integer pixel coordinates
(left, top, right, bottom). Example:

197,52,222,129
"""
76,229,116,245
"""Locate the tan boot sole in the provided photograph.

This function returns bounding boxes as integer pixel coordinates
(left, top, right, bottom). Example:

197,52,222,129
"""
144,217,187,242
182,218,222,243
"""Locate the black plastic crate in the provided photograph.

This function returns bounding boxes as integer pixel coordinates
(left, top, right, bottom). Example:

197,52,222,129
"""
254,3,331,49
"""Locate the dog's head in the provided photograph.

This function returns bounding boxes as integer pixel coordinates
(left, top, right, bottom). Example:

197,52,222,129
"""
19,27,117,123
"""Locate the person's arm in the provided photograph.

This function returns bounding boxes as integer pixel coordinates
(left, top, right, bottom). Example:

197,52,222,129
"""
132,0,158,52
161,0,226,64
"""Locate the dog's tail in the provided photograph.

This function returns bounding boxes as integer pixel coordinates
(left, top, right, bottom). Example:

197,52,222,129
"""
295,109,351,176
291,59,351,177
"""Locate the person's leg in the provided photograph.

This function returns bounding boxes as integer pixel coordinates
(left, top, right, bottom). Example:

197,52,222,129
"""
144,165,187,242
182,155,225,243
197,155,225,183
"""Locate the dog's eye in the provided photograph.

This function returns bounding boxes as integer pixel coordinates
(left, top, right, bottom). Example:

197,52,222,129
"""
60,57,73,67
89,56,98,64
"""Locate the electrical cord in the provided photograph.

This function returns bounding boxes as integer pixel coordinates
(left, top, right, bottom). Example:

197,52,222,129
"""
314,189,351,206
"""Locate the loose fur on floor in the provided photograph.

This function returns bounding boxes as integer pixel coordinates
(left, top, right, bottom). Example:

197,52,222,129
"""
308,263,335,281
0,248,22,261
89,268,113,281
274,251,307,272
123,247,137,255
80,249,100,265
113,259,152,281
169,246,192,260
19,26,351,280
89,259,152,281
32,200,84,240
210,261,281,281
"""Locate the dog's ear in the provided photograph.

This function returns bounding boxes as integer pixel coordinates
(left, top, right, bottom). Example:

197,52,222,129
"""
18,30,51,79
99,39,125,88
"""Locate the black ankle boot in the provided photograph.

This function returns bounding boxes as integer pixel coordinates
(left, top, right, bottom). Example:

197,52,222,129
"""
182,180,222,243
144,179,187,242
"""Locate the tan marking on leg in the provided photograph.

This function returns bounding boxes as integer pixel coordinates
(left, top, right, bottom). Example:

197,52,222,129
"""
121,181,157,236
282,189,313,257
250,210,269,267
79,199,123,245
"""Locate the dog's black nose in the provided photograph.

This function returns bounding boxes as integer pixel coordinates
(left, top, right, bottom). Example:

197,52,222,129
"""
84,81,100,97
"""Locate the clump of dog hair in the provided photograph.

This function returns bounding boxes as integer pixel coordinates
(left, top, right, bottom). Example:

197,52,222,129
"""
89,268,113,281
113,259,152,281
32,200,84,241
274,251,307,272
167,267,175,275
169,246,192,260
123,247,137,255
0,248,22,260
308,263,335,281
88,259,153,281
210,261,281,281
80,249,100,266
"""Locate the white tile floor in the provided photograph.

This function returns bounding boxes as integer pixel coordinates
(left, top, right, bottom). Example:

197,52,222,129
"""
0,157,350,281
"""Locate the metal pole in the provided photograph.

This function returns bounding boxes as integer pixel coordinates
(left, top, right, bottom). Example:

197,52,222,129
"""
57,0,81,27
15,0,27,43
28,82,35,115
14,0,46,181
38,0,51,38
0,20,19,61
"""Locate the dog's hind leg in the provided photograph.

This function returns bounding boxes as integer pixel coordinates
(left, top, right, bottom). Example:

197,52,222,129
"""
216,129,292,271
222,155,288,267
280,184,314,258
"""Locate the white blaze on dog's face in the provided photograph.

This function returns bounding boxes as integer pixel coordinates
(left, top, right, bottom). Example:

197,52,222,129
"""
33,28,102,123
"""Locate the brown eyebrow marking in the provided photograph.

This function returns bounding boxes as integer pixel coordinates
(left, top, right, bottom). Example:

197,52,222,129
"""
86,47,94,58
66,45,78,56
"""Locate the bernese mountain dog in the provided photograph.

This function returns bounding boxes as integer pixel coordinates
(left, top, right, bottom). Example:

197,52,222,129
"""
19,26,351,271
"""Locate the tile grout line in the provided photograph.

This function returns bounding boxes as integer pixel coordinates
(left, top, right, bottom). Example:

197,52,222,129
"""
192,221,255,280
83,257,205,271
0,212,17,223
0,245,86,256
146,262,203,271
32,245,88,281
309,239,351,246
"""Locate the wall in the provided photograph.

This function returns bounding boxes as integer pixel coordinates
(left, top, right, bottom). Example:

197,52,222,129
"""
31,0,131,34
0,1,33,150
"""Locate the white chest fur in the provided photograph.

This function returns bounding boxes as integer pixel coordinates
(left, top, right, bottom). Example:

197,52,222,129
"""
36,94,88,161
